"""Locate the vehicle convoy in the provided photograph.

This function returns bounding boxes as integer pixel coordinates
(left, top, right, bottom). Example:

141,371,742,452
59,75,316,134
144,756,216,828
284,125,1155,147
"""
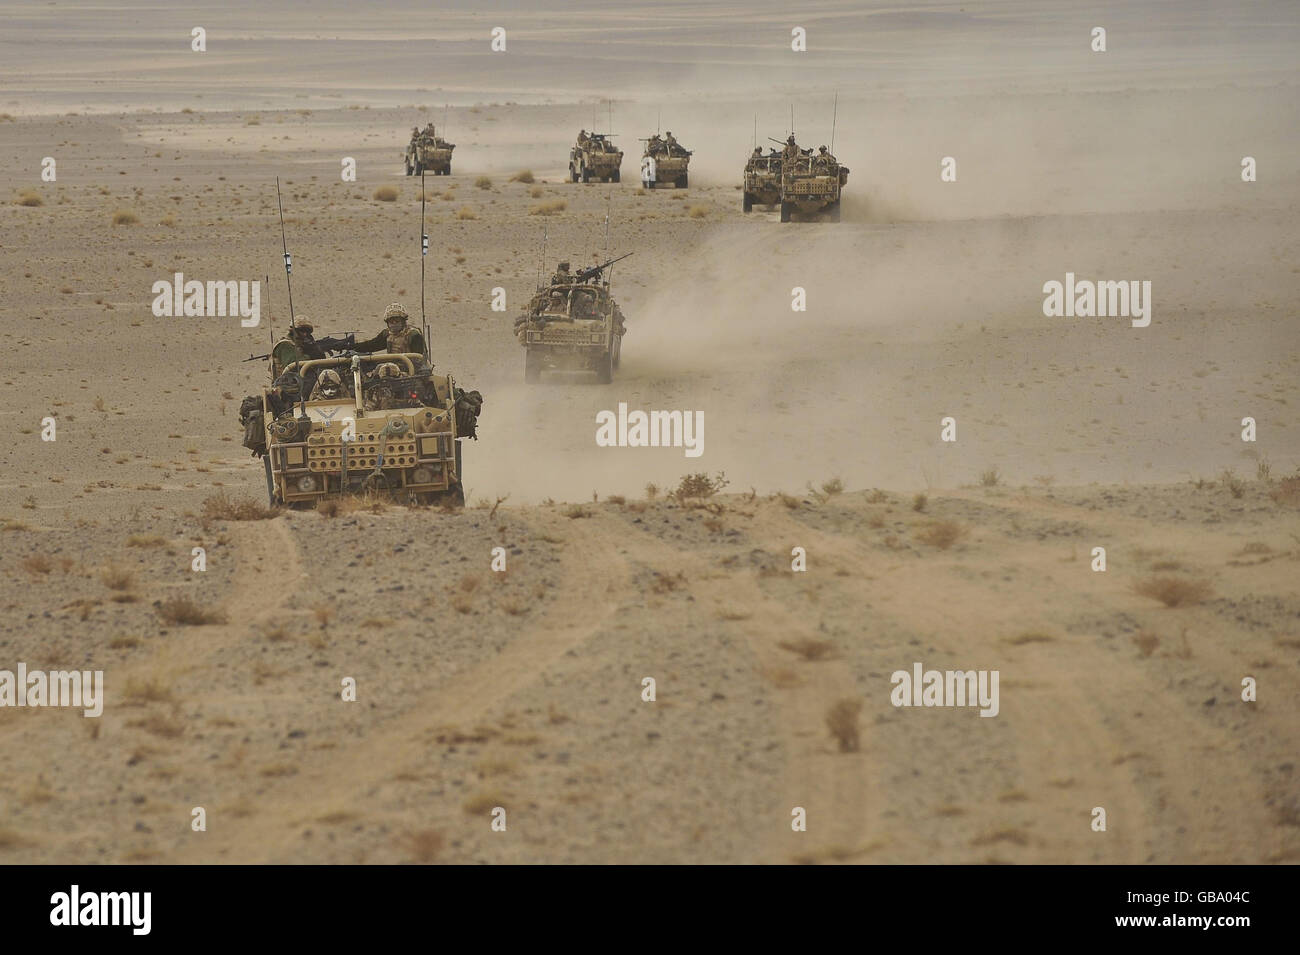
514,255,631,383
742,146,783,212
641,131,692,188
404,123,455,176
569,131,623,183
240,350,482,507
777,137,849,222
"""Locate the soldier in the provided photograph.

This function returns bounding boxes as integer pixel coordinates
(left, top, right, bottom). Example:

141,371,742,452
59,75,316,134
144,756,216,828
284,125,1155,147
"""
308,369,346,401
782,135,800,163
411,125,420,140
752,146,762,159
270,321,326,378
664,131,678,154
550,261,573,285
364,362,405,410
354,303,426,357
577,129,589,145
423,123,436,139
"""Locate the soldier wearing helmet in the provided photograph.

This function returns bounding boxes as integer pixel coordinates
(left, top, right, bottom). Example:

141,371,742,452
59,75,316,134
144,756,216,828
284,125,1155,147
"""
308,368,346,401
354,302,426,357
364,362,406,411
782,135,800,163
270,320,326,378
550,261,573,286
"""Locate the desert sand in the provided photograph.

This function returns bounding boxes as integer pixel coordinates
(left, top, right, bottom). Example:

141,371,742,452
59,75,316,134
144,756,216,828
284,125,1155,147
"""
0,0,1297,864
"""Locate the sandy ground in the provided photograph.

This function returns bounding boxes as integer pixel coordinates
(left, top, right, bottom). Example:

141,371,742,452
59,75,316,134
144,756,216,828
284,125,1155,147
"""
0,0,1297,863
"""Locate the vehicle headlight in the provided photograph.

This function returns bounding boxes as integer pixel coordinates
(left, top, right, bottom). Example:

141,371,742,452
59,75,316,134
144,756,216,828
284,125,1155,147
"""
411,467,434,485
296,475,317,493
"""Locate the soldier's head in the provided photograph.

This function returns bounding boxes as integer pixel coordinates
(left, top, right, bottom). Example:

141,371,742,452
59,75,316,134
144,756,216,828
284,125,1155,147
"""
819,145,828,154
290,321,315,342
665,131,672,137
317,369,343,399
557,262,570,274
383,303,409,331
376,362,402,380
787,135,796,145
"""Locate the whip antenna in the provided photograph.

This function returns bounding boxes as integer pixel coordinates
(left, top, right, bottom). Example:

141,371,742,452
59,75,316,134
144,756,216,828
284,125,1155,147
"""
420,169,429,361
276,177,296,326
831,92,838,154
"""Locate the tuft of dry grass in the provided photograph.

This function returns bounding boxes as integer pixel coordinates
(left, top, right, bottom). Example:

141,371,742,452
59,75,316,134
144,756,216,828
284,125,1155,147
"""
1132,576,1214,608
201,492,278,522
1133,630,1160,658
563,504,591,519
916,520,965,549
123,675,173,703
650,570,687,594
821,477,844,496
1004,631,1054,645
455,206,477,220
21,554,53,575
16,189,43,207
373,185,399,202
529,199,566,216
462,791,506,815
127,534,167,547
529,185,544,198
406,829,445,863
111,209,139,225
778,637,836,661
825,699,862,752
509,169,534,183
912,493,928,512
688,205,708,218
1220,469,1246,499
980,467,1001,487
157,596,226,626
674,471,728,500
474,176,492,190
100,564,134,591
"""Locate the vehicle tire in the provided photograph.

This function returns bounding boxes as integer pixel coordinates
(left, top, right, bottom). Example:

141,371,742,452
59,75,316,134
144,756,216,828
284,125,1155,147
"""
263,455,276,506
524,349,541,383
742,192,753,213
404,160,413,176
677,174,687,189
828,199,841,222
612,335,621,370
414,161,423,176
595,352,613,384
582,166,590,183
445,164,452,176
569,165,577,183
780,201,792,223
612,169,620,183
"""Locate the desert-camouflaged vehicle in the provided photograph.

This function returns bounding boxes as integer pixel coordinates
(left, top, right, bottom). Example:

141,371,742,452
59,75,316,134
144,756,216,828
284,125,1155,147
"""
780,144,849,222
569,133,623,183
642,133,692,188
240,353,482,507
405,126,455,176
742,148,783,212
514,256,630,383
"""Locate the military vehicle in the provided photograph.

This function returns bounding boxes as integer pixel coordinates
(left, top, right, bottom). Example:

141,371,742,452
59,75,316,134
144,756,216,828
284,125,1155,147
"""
404,125,455,176
742,147,783,212
569,133,623,183
778,141,849,222
240,352,481,507
514,255,631,383
641,132,692,189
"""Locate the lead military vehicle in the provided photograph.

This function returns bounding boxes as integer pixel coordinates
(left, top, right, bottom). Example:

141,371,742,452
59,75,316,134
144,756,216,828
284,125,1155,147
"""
569,132,623,183
240,352,482,507
779,139,849,222
641,132,692,188
404,124,455,176
514,255,631,383
742,146,783,212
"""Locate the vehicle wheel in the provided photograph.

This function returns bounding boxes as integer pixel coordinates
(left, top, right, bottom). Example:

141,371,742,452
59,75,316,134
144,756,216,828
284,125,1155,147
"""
581,166,590,183
612,335,621,370
742,192,753,212
780,201,792,223
445,164,452,176
263,455,276,506
414,162,423,176
612,169,620,183
569,165,577,183
404,160,413,176
524,349,541,383
647,179,655,190
677,174,687,188
828,200,841,222
595,352,613,384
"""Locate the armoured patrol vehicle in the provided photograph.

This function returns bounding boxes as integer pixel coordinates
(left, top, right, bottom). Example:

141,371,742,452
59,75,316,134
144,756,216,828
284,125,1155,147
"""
405,125,455,176
514,255,630,383
569,133,623,183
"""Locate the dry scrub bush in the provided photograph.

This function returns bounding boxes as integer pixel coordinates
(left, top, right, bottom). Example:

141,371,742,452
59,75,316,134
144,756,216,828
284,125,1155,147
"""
529,199,566,216
825,700,862,752
157,597,226,626
916,520,965,550
373,185,399,201
1132,576,1214,608
778,638,835,661
509,170,534,183
201,492,278,522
